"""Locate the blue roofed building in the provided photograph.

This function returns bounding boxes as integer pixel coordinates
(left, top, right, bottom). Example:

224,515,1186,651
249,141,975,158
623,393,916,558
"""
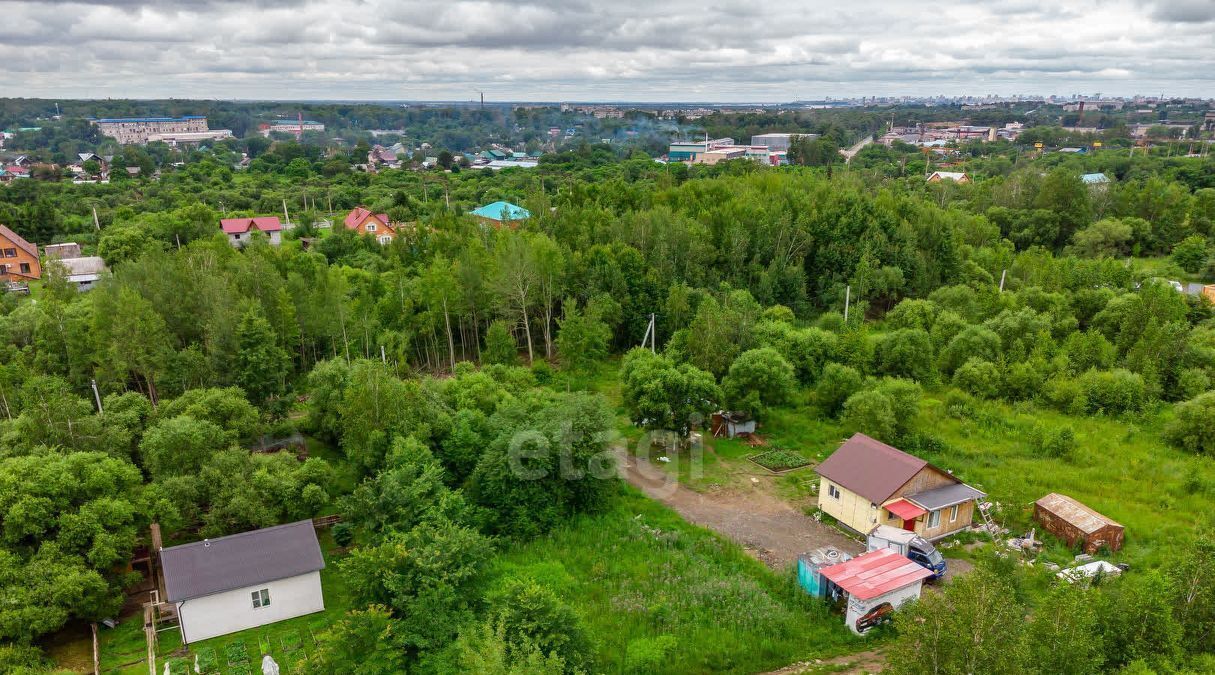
1081,172,1110,185
470,201,531,227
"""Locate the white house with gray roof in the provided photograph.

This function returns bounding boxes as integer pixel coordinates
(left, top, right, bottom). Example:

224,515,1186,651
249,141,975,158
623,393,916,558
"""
159,520,325,644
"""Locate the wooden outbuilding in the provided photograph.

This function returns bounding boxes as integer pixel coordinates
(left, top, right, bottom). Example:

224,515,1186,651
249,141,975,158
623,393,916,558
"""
1034,493,1123,554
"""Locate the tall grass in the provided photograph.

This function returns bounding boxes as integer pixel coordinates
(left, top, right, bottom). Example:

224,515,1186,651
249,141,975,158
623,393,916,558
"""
494,488,865,674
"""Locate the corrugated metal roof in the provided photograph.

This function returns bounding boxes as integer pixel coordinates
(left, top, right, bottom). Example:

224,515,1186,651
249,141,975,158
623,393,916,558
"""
220,217,281,234
1035,493,1121,534
906,483,985,511
815,433,927,504
160,520,324,602
883,499,926,520
819,548,934,600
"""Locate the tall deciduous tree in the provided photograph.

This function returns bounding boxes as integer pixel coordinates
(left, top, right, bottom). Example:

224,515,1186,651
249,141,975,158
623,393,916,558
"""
234,303,290,407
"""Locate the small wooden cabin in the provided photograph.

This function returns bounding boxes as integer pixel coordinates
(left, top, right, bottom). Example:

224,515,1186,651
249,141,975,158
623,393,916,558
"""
1034,493,1124,554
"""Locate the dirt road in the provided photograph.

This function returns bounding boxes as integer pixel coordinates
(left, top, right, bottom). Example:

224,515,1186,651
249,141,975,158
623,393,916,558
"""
616,450,864,569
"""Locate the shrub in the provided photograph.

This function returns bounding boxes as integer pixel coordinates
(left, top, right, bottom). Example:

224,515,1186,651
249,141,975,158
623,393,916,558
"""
939,326,1002,375
1176,368,1211,401
1043,375,1088,416
816,311,845,332
626,635,678,674
1078,369,1147,414
953,358,1001,399
483,320,518,365
841,389,897,443
1065,330,1115,373
815,362,863,417
1165,391,1215,454
1029,424,1076,459
944,390,977,419
331,522,354,547
1171,235,1209,273
722,347,797,420
885,298,939,331
1003,360,1047,401
873,328,936,383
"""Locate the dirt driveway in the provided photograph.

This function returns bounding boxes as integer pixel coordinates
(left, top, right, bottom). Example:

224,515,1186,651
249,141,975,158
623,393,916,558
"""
616,449,865,568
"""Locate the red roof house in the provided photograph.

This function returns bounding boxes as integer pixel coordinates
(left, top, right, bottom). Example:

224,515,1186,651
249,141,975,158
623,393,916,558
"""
343,206,397,244
220,217,282,247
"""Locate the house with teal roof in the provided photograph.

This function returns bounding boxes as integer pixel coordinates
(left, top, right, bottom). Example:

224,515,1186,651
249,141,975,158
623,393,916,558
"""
470,201,531,227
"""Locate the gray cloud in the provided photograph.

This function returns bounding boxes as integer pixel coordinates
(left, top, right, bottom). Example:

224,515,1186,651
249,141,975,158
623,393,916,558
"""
0,0,1211,100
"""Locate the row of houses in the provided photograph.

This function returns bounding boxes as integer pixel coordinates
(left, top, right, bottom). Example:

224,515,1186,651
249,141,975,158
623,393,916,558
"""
222,201,533,248
0,225,107,290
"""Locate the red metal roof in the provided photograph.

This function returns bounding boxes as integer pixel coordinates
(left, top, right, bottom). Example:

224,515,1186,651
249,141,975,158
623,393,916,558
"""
344,206,392,232
884,499,927,520
818,548,934,601
815,433,929,504
220,216,281,234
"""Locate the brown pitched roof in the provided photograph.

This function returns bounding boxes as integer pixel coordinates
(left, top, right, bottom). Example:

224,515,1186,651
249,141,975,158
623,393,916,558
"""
814,433,928,504
0,224,37,258
1035,493,1121,534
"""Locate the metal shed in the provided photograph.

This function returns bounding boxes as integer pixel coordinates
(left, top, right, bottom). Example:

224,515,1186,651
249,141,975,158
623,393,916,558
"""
1034,493,1124,554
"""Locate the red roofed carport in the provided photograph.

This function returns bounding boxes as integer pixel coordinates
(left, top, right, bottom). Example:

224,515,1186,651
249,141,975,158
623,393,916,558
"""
817,548,935,634
883,498,927,531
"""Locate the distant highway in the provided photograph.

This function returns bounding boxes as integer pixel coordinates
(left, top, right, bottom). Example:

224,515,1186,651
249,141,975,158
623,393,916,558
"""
840,136,873,164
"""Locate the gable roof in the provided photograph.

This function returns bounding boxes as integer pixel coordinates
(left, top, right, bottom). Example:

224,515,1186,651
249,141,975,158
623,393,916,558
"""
220,216,282,234
1035,493,1121,534
0,224,37,257
343,206,391,230
818,548,935,600
928,171,968,182
160,520,324,602
815,433,931,504
470,201,531,222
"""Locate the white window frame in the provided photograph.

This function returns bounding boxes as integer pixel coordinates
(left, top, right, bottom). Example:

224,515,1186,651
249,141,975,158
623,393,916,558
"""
827,483,840,500
365,223,377,232
378,235,392,245
251,588,270,609
928,510,941,528
949,504,959,523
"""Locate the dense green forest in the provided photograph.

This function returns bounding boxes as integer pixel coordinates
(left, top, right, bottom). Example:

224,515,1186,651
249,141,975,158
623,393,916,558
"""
2,134,1215,674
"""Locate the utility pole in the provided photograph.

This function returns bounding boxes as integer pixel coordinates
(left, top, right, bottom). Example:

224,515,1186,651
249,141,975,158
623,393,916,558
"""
92,206,101,231
380,345,386,363
843,285,851,323
282,198,290,225
998,269,1007,292
90,379,103,414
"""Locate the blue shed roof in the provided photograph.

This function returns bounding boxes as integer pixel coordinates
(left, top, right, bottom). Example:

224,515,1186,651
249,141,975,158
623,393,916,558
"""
1081,172,1110,184
471,201,531,222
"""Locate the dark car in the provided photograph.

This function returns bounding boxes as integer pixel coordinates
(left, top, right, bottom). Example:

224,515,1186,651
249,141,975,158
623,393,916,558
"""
856,602,895,633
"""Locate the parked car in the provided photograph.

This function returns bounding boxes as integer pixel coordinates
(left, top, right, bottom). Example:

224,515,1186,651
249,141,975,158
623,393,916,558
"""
855,602,894,633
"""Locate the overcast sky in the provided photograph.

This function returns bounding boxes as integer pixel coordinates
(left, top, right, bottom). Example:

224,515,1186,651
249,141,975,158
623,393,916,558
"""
1,0,1213,101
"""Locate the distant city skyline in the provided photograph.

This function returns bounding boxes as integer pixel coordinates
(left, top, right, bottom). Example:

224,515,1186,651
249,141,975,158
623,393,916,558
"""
2,0,1213,102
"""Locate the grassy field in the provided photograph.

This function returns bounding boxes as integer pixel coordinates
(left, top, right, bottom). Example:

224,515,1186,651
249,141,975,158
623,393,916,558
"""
93,531,351,675
493,488,866,674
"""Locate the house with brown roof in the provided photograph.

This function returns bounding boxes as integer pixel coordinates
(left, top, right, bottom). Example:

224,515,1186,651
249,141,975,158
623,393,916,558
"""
343,206,396,245
815,433,984,540
0,224,40,283
220,216,282,247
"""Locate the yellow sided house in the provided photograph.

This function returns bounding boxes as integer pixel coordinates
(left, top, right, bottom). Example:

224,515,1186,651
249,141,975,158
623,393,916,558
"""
815,433,984,541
